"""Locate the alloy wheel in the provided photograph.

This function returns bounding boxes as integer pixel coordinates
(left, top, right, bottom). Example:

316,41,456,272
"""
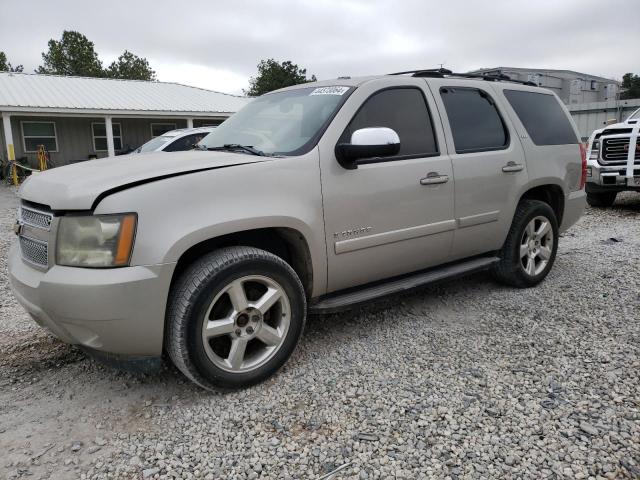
520,215,554,277
201,275,291,373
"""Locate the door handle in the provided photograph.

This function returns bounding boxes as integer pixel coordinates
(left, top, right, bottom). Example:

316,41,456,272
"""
420,172,449,185
502,162,524,173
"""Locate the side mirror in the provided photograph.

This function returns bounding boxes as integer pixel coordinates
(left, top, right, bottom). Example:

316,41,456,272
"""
335,127,400,169
605,118,617,125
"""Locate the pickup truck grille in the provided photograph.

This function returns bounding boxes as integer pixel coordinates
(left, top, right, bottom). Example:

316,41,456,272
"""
18,205,53,267
601,137,640,165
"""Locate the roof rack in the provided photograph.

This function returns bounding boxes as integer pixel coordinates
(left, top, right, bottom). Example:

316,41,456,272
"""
389,68,537,87
389,68,453,77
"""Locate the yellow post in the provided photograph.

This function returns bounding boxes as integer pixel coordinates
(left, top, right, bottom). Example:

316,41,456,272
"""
9,144,18,186
37,145,45,171
38,145,49,171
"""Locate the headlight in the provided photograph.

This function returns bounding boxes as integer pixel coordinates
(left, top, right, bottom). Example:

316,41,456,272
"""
56,214,137,267
589,140,599,160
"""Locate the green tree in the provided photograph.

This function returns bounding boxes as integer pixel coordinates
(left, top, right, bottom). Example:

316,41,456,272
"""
37,30,103,77
0,51,24,72
621,73,640,99
105,50,156,81
245,59,316,97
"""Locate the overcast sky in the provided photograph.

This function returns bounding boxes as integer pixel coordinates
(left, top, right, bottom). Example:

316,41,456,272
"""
1,0,638,95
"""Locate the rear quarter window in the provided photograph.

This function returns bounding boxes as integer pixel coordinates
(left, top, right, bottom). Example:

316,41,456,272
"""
503,90,578,145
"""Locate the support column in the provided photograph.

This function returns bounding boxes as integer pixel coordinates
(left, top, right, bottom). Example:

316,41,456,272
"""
105,116,115,158
2,112,15,161
186,118,194,129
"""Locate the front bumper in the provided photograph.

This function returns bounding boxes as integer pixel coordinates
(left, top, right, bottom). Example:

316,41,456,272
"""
8,243,175,357
587,163,640,190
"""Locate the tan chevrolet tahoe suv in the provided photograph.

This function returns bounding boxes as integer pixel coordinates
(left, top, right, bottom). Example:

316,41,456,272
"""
8,69,586,391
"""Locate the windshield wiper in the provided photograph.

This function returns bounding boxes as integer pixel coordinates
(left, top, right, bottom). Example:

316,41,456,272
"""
207,144,267,156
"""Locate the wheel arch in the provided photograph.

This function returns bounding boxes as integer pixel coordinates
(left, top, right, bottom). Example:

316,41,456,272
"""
518,183,565,225
169,227,315,300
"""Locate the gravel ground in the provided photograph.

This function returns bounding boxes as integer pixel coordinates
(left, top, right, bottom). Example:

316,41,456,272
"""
1,184,639,480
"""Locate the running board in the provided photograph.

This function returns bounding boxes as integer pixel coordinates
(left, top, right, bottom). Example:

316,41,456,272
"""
309,256,500,314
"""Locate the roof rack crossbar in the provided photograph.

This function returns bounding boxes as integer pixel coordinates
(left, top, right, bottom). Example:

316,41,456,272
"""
388,68,537,87
389,68,453,77
448,72,538,87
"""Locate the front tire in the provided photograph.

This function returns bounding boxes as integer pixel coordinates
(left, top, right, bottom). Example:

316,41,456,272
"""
586,191,617,208
492,199,558,288
166,246,306,391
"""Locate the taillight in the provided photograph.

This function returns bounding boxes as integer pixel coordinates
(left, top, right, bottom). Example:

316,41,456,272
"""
579,143,587,189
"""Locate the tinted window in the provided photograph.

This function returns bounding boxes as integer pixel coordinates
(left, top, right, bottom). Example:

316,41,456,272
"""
440,87,508,153
164,133,208,152
339,88,438,158
504,90,578,145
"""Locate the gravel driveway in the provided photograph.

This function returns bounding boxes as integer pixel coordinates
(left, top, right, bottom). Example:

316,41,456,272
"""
1,184,639,480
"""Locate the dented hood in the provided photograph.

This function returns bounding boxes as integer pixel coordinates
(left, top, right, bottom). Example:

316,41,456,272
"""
18,150,269,210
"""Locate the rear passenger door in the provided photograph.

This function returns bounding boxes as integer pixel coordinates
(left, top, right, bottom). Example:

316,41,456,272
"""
428,80,529,260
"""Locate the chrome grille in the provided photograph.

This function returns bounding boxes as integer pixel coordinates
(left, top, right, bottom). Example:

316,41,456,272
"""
601,137,640,165
20,206,53,230
19,235,49,266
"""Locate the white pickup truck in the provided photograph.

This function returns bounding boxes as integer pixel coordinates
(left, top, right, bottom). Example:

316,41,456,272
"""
585,108,640,206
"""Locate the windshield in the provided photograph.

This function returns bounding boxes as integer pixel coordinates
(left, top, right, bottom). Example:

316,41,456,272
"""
136,135,174,153
630,108,640,120
199,86,352,155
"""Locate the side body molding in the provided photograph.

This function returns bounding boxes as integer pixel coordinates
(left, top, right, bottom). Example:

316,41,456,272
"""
334,220,457,254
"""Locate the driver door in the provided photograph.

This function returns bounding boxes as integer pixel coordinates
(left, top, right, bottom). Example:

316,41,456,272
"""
318,79,456,292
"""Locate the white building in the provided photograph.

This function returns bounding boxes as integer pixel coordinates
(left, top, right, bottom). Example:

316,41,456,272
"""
0,72,250,167
468,67,620,105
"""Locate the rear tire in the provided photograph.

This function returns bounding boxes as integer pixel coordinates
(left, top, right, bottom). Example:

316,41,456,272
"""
166,246,306,391
492,199,558,288
586,191,617,207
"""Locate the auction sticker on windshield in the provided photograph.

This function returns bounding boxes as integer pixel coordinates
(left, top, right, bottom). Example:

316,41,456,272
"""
310,86,350,96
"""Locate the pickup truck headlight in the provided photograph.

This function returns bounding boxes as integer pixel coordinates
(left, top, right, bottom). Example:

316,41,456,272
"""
589,140,600,160
56,214,137,267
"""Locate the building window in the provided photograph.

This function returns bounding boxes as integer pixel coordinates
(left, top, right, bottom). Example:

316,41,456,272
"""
151,123,177,137
92,122,123,152
21,121,58,153
527,74,541,86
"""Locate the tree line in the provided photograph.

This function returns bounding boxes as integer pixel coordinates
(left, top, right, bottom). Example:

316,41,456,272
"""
0,30,156,80
6,30,635,99
0,30,316,95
